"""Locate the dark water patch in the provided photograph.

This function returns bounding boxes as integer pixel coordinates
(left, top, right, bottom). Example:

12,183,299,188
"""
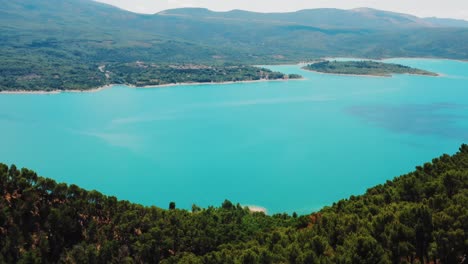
347,103,468,139
2,60,468,214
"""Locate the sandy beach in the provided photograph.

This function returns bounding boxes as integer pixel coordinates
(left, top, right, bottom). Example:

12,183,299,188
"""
0,90,62,95
0,79,304,95
246,205,267,214
132,78,304,89
64,84,114,93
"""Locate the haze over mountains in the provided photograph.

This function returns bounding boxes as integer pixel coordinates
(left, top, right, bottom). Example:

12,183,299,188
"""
2,0,468,61
1,0,468,90
158,7,468,29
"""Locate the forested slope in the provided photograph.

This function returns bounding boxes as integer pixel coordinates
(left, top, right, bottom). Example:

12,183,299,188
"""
304,60,438,76
2,0,468,91
1,145,467,263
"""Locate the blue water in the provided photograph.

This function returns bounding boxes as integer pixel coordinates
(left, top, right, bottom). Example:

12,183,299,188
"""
1,58,467,214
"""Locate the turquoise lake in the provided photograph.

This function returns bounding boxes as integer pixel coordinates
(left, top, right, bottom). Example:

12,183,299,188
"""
1,58,467,214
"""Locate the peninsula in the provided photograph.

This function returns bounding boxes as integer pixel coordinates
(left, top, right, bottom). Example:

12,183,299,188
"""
304,60,439,77
0,63,302,92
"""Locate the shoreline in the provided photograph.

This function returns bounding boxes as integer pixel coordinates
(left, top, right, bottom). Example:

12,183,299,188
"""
131,78,305,89
0,84,114,95
302,68,391,78
302,68,440,78
256,57,468,66
3,55,464,94
246,205,267,214
0,79,303,95
301,59,441,78
379,57,468,63
316,56,468,63
64,84,114,93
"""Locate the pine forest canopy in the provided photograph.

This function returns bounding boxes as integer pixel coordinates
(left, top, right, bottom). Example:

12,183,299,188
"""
0,145,467,263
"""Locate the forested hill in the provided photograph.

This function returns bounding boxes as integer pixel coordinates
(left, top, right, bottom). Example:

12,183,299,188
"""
1,145,467,263
2,0,468,91
158,7,468,29
304,60,439,76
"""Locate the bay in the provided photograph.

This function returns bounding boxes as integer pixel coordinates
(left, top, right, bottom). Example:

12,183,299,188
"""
1,58,467,214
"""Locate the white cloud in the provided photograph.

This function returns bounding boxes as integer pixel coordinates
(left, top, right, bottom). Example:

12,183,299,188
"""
94,0,468,20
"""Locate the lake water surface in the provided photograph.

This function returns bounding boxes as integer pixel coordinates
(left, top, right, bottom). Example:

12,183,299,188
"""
1,58,467,214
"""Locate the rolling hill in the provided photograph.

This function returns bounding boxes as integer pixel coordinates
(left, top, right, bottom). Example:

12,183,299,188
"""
158,7,439,29
1,0,468,91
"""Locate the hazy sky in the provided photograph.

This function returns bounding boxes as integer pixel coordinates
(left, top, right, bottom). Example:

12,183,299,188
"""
95,0,468,20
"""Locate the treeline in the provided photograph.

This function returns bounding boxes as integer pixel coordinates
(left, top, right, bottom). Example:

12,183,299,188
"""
304,60,439,77
1,145,467,263
107,63,302,87
0,54,107,92
0,59,301,92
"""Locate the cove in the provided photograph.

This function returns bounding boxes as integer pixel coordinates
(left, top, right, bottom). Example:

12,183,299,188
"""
1,58,467,214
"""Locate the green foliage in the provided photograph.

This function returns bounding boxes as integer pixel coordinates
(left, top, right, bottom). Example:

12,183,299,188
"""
169,201,176,210
1,145,468,263
2,0,468,91
304,60,438,76
106,63,300,87
0,60,300,91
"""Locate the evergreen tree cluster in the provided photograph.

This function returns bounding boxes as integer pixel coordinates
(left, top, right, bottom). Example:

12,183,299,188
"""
1,145,467,263
106,64,301,87
304,61,438,77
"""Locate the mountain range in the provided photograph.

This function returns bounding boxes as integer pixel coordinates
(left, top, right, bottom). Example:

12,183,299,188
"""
2,0,468,61
1,0,468,90
158,7,468,29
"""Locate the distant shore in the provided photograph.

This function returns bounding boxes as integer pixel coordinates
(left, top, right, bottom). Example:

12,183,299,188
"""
0,78,303,95
302,59,441,77
0,85,114,95
317,56,468,63
246,205,267,214
302,68,392,78
4,56,467,94
131,78,305,89
302,68,441,78
379,57,468,63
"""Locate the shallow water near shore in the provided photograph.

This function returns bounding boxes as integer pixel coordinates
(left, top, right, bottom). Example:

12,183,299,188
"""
1,58,467,214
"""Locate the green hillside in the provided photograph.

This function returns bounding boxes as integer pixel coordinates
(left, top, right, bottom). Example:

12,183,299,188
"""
159,8,436,29
304,60,439,76
1,145,467,263
1,0,468,91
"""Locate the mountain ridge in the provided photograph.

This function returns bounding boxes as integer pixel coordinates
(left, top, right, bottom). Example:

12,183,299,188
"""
2,0,468,91
157,7,468,29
